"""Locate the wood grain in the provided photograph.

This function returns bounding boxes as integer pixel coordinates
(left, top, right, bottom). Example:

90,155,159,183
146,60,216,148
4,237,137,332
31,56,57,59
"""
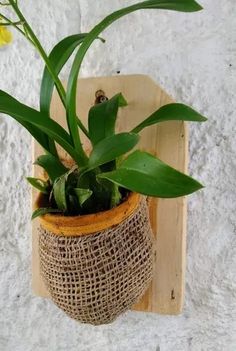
32,74,188,314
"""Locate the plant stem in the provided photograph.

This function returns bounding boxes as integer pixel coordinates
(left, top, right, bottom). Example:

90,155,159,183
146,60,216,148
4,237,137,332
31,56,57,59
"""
9,0,66,106
76,117,90,139
0,2,11,5
11,1,90,142
0,20,22,25
2,10,89,139
7,0,89,163
0,12,30,38
2,4,59,156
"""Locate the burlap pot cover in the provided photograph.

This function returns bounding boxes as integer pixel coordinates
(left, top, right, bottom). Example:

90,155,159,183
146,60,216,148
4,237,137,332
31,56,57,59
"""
38,193,154,325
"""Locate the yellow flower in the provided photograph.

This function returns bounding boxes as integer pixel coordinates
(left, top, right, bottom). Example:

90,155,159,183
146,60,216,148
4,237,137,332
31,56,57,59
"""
0,26,13,47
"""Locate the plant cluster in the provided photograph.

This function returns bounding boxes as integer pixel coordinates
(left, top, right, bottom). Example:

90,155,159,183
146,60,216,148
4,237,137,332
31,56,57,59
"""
0,0,206,219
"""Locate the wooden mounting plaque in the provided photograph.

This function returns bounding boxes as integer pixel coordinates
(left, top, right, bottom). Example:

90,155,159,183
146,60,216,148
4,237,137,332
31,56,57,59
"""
32,74,188,315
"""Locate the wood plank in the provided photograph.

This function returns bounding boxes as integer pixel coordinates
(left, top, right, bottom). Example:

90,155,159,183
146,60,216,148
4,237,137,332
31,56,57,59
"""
32,74,188,314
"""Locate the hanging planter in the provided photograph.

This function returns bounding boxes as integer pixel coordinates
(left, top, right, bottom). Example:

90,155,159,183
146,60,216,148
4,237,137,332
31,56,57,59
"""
37,192,153,325
0,0,206,325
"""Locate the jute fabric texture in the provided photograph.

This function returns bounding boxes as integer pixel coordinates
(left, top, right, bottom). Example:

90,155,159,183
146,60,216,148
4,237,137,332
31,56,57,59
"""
39,197,154,325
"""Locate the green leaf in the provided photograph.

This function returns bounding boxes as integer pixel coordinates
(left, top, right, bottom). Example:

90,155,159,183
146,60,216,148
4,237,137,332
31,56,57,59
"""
40,34,104,144
40,34,89,155
22,123,51,155
31,207,61,220
89,133,140,169
0,90,85,165
134,0,202,11
66,0,202,150
74,188,93,206
34,154,68,182
132,103,207,133
98,150,203,198
26,177,49,194
53,166,79,212
1,114,50,154
40,34,88,116
53,174,67,212
88,93,127,145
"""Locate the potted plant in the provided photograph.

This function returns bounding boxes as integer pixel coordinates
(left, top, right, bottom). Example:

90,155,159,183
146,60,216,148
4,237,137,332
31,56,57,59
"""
0,0,206,325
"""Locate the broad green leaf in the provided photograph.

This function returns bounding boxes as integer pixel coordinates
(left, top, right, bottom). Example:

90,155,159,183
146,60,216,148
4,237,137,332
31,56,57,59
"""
53,174,67,212
74,188,93,206
66,0,202,151
3,115,50,153
132,103,207,133
26,177,49,194
40,34,88,116
40,34,91,152
23,124,51,154
40,33,104,115
89,133,140,169
98,150,203,198
14,113,57,157
53,166,79,212
40,36,89,155
0,90,85,165
34,154,68,182
40,33,105,141
88,93,128,145
31,207,61,220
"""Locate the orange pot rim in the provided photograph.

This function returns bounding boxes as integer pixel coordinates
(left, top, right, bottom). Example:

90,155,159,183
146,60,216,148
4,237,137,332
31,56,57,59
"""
36,192,141,237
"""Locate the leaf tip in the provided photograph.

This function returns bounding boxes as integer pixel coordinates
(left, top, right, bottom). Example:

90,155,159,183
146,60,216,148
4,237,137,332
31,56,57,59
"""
118,93,128,107
196,3,203,11
187,0,203,11
192,179,205,192
31,209,40,220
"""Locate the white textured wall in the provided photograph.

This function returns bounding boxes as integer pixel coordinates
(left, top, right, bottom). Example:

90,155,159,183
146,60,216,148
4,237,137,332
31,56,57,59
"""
0,1,235,350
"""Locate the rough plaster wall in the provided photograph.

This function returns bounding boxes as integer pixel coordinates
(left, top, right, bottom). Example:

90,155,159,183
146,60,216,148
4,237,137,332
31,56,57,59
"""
0,0,235,350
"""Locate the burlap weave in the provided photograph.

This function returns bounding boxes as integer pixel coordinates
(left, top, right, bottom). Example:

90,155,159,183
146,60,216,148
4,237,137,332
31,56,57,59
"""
39,197,154,325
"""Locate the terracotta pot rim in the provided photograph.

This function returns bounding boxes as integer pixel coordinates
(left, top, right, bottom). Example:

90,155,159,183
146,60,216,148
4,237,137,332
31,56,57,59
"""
36,192,141,237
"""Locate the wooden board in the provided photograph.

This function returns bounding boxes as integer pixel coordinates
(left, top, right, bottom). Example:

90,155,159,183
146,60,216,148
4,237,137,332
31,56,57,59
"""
32,74,188,314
